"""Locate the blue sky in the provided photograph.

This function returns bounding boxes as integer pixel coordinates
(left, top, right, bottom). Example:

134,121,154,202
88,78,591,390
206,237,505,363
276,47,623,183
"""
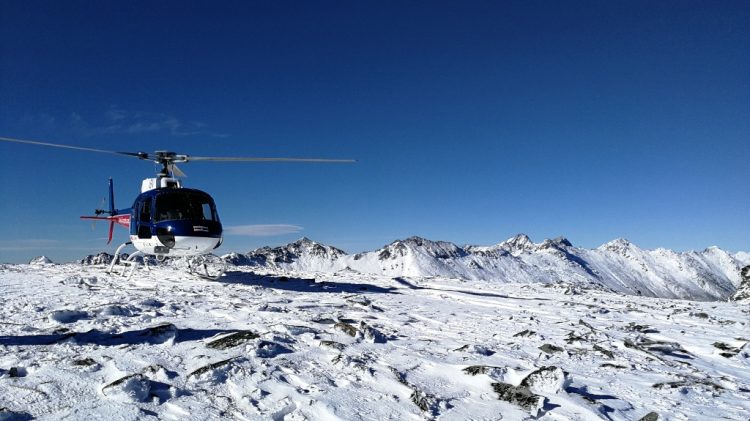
1,1,748,263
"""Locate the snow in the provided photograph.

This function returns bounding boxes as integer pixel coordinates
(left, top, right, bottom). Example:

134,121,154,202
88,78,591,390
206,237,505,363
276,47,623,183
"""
1,262,749,420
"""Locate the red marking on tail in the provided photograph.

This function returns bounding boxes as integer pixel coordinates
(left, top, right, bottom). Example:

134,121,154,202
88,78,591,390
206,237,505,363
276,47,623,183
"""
80,214,131,244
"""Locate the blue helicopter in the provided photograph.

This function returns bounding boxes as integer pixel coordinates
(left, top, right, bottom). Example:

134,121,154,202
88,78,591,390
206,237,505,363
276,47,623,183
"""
0,136,354,278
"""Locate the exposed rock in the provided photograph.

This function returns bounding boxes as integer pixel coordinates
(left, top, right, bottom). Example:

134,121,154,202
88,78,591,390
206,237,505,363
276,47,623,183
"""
7,367,27,378
463,365,506,378
731,265,750,301
390,367,443,416
453,344,495,356
625,323,659,334
358,321,387,343
713,342,741,358
600,363,628,369
538,344,564,354
101,374,151,402
593,344,615,359
319,340,346,351
539,237,573,250
334,322,358,337
79,252,114,265
410,389,440,415
513,329,536,338
639,412,660,421
492,382,545,413
206,331,259,349
625,337,692,359
188,358,235,378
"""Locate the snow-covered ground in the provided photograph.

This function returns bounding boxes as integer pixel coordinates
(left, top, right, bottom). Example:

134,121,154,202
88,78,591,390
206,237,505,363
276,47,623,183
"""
1,263,749,420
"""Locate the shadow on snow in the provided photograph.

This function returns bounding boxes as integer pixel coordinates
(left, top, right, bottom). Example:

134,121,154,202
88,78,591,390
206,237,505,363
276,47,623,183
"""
218,271,398,294
0,325,231,347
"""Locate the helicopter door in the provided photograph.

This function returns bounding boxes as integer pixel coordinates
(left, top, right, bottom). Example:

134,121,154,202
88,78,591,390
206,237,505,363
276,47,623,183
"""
137,198,152,239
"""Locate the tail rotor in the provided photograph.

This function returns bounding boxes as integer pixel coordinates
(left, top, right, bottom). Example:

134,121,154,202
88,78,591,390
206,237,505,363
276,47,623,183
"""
81,178,122,244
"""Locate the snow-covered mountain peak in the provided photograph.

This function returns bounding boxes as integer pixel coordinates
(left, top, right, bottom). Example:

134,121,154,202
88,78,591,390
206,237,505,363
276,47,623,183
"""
293,236,314,245
539,236,572,250
380,236,467,260
702,245,731,256
494,233,536,256
236,238,347,270
29,256,53,265
599,238,636,254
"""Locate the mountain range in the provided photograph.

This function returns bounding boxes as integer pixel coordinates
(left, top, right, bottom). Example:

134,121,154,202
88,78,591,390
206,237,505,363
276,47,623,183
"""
222,235,749,301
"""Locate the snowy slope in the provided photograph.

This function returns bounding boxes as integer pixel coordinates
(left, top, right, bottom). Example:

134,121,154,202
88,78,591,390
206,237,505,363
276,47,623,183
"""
226,235,745,301
1,263,748,420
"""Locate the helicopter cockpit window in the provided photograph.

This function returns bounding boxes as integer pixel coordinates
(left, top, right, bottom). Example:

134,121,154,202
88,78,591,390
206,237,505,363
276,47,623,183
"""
140,198,152,222
155,192,217,222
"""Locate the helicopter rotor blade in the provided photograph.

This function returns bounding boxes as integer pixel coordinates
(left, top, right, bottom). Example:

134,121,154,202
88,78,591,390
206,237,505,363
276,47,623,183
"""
0,136,141,158
0,136,357,165
185,156,356,163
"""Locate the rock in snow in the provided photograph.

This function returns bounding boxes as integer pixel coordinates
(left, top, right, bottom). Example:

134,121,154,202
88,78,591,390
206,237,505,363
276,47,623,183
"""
79,252,115,265
222,235,745,301
731,265,750,302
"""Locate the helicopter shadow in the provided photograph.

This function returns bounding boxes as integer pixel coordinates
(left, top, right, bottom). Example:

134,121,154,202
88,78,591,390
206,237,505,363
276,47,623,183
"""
218,271,398,295
0,324,232,347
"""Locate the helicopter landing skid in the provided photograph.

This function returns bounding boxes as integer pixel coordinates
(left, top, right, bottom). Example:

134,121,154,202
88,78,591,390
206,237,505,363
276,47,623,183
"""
185,255,226,281
107,241,150,280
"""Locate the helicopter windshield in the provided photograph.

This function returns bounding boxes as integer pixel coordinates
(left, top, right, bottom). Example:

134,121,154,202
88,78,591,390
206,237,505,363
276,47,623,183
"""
155,191,218,222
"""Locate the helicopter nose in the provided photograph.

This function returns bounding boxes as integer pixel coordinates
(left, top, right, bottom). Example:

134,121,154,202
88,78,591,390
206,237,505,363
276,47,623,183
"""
156,227,176,248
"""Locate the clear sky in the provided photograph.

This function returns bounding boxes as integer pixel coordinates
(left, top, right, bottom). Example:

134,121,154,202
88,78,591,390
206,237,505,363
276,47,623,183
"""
1,1,748,263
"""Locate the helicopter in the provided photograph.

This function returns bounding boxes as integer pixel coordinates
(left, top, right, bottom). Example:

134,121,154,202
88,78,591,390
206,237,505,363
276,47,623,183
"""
0,136,355,279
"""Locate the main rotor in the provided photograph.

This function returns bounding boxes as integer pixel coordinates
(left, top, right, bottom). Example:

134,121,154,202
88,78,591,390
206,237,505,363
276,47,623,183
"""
0,136,356,178
123,150,192,178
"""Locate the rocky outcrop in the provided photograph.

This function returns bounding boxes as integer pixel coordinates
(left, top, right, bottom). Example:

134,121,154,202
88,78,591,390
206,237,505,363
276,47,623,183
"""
79,252,114,265
730,265,750,302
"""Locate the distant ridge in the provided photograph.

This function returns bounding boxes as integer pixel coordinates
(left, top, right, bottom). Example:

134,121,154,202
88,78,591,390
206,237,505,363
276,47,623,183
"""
222,235,745,301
